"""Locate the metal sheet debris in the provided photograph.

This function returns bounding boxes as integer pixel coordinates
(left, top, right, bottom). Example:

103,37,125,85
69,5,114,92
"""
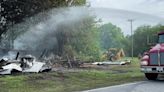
23,62,45,73
92,60,131,65
0,54,52,75
2,63,22,71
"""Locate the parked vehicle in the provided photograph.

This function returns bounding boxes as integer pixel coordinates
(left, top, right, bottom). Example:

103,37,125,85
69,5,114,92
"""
141,32,164,80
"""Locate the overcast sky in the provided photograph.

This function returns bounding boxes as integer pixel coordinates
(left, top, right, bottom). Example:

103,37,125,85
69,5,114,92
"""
88,0,164,35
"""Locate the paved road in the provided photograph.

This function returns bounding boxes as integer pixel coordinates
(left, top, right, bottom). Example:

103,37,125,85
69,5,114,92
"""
83,80,164,92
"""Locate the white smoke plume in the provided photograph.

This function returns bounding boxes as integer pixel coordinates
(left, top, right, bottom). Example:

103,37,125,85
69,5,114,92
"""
14,6,91,53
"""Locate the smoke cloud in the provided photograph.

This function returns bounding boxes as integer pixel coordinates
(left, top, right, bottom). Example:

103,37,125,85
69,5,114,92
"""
13,6,91,53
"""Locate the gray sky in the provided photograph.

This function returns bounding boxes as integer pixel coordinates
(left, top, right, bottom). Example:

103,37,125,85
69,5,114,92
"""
88,0,164,35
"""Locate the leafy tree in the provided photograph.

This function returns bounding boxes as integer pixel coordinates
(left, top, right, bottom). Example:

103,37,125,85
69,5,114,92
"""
99,23,125,50
61,16,101,61
0,0,86,39
125,24,164,56
4,7,101,61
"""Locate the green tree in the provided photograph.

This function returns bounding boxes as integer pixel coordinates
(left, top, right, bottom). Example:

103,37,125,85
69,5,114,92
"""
125,24,164,56
0,0,86,39
62,16,101,61
99,23,125,50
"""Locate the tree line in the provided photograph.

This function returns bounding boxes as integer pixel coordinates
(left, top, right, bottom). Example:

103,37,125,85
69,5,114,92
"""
0,0,86,39
128,25,164,56
97,23,164,57
1,0,164,61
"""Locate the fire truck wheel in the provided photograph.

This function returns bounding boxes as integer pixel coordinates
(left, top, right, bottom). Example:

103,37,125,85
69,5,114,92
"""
145,73,158,80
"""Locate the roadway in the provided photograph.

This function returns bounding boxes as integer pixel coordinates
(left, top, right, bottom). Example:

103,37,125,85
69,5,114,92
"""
83,79,164,92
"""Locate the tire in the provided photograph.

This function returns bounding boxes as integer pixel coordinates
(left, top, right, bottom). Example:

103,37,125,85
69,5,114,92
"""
145,73,158,80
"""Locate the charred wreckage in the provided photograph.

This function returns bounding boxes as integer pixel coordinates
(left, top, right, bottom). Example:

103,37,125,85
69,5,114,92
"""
0,52,52,75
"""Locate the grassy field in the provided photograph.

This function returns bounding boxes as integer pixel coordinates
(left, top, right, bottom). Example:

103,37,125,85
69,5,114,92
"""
0,58,145,92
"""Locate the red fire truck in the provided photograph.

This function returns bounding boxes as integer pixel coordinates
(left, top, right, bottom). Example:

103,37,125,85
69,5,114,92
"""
141,32,164,80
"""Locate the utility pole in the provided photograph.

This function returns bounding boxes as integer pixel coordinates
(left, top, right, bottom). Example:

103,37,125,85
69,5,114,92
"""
128,19,134,59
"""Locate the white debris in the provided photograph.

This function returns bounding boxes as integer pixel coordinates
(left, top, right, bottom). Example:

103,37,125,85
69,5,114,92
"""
92,61,125,65
23,62,45,73
92,60,131,65
0,54,51,75
0,63,22,75
2,57,8,61
2,63,22,71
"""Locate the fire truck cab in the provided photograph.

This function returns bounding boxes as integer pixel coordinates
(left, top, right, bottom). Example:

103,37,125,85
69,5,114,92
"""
141,32,164,80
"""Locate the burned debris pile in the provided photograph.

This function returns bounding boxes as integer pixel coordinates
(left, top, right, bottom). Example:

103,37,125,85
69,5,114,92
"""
0,51,52,75
44,54,83,69
0,50,84,75
0,48,131,75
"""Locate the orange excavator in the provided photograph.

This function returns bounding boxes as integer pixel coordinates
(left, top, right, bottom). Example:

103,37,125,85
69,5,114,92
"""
101,48,125,61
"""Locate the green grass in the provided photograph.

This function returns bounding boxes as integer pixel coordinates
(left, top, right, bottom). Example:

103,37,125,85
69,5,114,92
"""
0,58,145,92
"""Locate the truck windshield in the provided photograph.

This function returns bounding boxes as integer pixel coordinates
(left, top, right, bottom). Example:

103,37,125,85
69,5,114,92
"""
158,35,164,43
